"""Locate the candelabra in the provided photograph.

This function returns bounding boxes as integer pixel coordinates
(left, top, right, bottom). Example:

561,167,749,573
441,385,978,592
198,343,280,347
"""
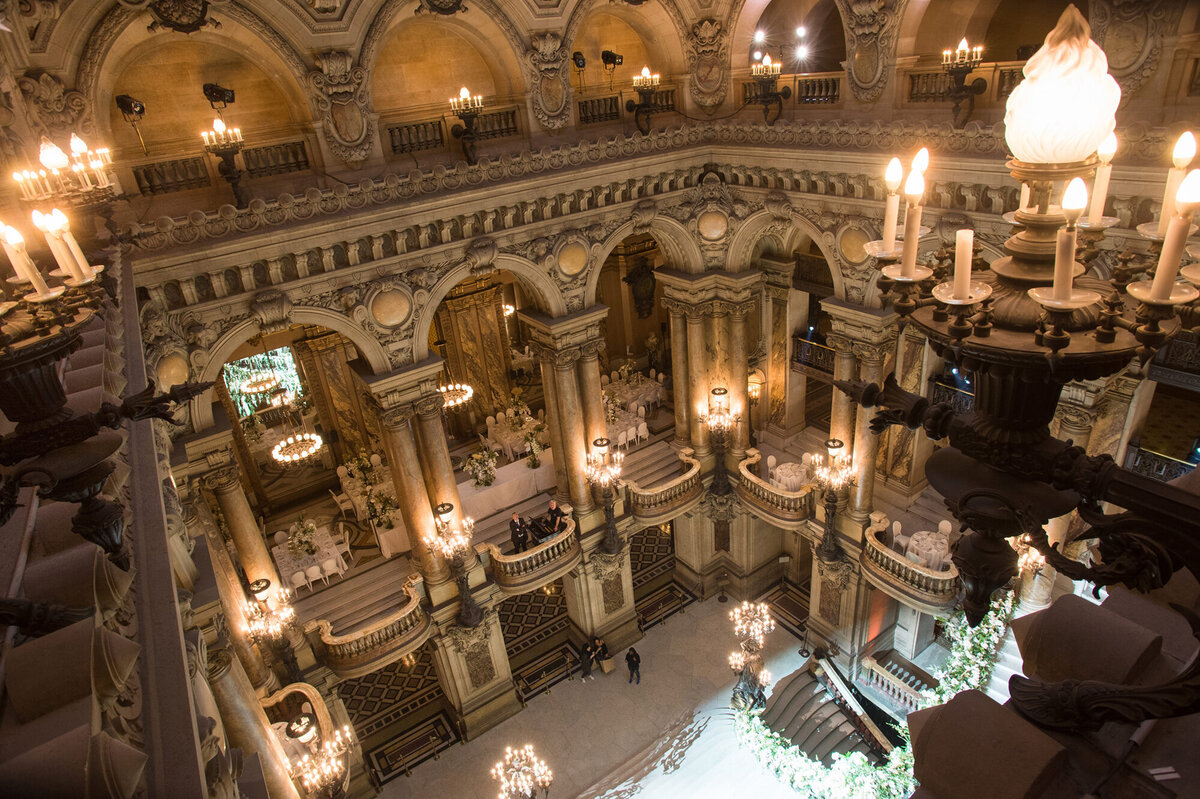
940,37,986,129
438,382,474,409
201,117,249,209
243,579,302,683
811,439,854,563
492,744,552,799
698,386,739,495
288,716,354,798
846,6,1200,731
728,601,774,711
747,376,763,449
13,134,116,208
749,55,790,125
585,437,624,554
449,87,485,166
625,66,661,135
425,503,485,627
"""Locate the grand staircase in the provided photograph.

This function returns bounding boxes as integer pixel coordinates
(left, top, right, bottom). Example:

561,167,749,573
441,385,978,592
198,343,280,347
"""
760,667,880,765
292,556,416,635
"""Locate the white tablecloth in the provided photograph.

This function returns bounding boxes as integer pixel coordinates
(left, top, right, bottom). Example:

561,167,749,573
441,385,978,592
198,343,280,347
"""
605,374,665,414
340,473,409,557
487,414,550,461
772,462,811,491
906,529,950,571
458,449,557,520
271,526,339,580
606,408,642,445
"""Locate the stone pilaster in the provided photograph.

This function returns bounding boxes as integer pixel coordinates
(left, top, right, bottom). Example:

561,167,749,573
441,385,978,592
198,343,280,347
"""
849,342,889,523
686,309,711,455
538,353,571,506
414,392,476,568
726,301,752,458
430,612,521,740
562,545,640,652
206,466,279,591
552,348,594,513
828,335,857,450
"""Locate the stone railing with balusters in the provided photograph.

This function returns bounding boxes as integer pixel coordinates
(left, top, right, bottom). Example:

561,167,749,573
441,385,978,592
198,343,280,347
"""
792,336,835,374
1123,445,1196,483
304,574,432,679
735,449,815,528
903,61,1026,108
485,518,581,593
242,140,311,178
625,447,704,523
859,653,935,715
741,71,843,106
860,518,960,615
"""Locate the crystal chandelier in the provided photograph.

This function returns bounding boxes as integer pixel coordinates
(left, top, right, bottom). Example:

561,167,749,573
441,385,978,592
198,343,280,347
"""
438,382,474,409
424,503,485,627
243,580,296,639
586,437,624,554
291,724,354,795
492,744,552,799
240,373,280,396
730,600,775,646
272,431,324,464
13,134,115,206
812,438,854,563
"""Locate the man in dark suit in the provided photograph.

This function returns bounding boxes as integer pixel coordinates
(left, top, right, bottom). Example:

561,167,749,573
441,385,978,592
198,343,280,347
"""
509,512,529,553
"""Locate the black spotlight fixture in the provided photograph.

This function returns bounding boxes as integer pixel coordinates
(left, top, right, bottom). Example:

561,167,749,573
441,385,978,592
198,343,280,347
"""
601,49,623,90
202,83,236,110
115,94,148,155
572,51,587,92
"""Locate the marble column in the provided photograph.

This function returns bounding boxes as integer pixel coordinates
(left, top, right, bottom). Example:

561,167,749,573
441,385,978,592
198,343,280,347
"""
728,305,750,458
577,341,607,448
829,335,857,448
539,355,571,505
381,407,449,584
207,468,279,590
208,650,302,799
667,308,690,444
413,394,473,565
686,310,710,455
849,346,886,522
554,350,594,512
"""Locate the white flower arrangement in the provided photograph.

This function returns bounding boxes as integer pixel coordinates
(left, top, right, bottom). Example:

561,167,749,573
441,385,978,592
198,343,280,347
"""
602,393,624,424
465,448,499,486
345,451,375,483
524,430,545,469
288,516,318,556
365,489,398,529
734,589,1015,798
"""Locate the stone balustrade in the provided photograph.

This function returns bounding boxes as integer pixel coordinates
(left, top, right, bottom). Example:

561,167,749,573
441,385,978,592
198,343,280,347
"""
860,519,960,615
735,449,816,529
304,574,433,679
860,654,931,714
625,448,704,525
485,519,581,595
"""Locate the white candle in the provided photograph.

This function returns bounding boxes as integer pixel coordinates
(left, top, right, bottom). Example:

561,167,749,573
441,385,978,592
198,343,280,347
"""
62,230,93,279
1151,169,1200,301
1018,183,1030,212
1088,132,1117,224
882,157,903,251
953,229,973,300
900,171,925,278
4,228,51,296
0,228,31,283
1052,227,1077,301
1159,132,1196,235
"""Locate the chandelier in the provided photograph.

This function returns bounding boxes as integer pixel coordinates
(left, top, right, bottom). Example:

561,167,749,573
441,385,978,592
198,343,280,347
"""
272,431,324,464
424,502,485,627
243,579,296,639
730,600,774,646
291,724,354,795
240,373,280,396
812,438,853,492
586,437,624,554
13,134,115,206
492,744,552,799
438,382,474,409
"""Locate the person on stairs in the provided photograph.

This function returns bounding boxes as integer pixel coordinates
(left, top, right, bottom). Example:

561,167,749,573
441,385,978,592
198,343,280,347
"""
626,647,641,685
509,512,530,553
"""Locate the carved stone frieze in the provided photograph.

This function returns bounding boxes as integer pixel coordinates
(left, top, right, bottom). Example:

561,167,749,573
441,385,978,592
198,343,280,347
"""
834,0,909,103
445,610,495,654
526,33,571,131
588,548,625,581
1090,0,1183,100
309,51,374,166
816,553,856,589
250,289,293,333
683,19,728,111
703,491,737,523
18,71,91,139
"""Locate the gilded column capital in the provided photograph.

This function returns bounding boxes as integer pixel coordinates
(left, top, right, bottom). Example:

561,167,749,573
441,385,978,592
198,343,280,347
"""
825,333,853,353
850,339,894,366
661,296,693,318
579,340,604,361
380,404,416,428
204,463,241,493
414,394,446,417
1054,404,1097,435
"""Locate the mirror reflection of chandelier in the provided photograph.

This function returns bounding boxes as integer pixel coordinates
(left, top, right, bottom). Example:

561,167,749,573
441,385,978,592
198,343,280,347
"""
438,382,474,409
272,429,323,465
240,372,280,396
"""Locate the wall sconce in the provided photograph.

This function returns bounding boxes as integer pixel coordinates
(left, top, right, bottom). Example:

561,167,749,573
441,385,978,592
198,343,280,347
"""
749,55,791,126
941,37,986,129
601,49,623,90
449,86,485,166
625,66,660,135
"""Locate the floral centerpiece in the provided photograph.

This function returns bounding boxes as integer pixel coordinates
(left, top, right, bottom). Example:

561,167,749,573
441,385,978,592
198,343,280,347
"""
505,386,531,418
524,429,545,469
618,362,631,381
602,393,625,424
240,414,264,443
288,516,319,556
365,489,398,529
345,451,375,483
465,447,499,487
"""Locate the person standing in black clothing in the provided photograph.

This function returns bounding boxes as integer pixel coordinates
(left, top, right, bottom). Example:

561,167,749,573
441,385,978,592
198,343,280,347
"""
626,647,641,684
509,512,529,553
580,640,596,682
547,499,566,534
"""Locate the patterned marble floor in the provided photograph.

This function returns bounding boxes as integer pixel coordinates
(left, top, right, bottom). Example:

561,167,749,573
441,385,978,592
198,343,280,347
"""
379,597,805,799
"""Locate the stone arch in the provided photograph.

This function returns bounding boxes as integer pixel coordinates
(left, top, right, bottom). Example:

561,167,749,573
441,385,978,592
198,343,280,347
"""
728,208,848,300
584,215,705,306
411,254,567,363
190,307,389,432
564,0,690,77
84,6,316,148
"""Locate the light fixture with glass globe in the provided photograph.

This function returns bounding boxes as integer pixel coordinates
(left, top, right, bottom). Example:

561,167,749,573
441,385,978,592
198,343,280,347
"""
424,502,485,627
492,744,552,799
289,723,354,796
585,437,623,554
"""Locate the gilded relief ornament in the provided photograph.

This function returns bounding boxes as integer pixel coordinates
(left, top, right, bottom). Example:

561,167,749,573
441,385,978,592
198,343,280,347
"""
684,19,728,111
835,0,908,103
414,0,466,15
1089,0,1183,99
526,33,571,131
116,0,229,33
309,51,374,165
18,71,92,139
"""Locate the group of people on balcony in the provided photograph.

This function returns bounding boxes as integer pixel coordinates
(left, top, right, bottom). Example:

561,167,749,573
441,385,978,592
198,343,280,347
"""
508,500,568,553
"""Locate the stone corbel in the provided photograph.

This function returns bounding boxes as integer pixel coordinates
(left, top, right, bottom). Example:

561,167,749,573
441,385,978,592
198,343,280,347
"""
249,289,292,334
462,236,498,275
834,0,908,103
684,18,728,111
526,32,571,131
631,198,657,234
816,552,856,589
588,548,625,581
308,50,375,166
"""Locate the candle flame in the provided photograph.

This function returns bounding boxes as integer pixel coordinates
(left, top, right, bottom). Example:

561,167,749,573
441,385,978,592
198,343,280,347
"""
1097,132,1118,163
958,38,969,50
213,117,226,133
904,171,925,203
4,226,22,247
911,147,930,175
884,157,903,192
762,55,772,67
1176,169,1200,211
1172,131,1196,169
641,66,651,78
30,209,46,231
1062,177,1088,211
459,87,471,99
69,133,88,154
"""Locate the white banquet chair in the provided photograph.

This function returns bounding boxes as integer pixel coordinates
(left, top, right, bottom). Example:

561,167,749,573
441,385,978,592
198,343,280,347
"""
637,405,646,418
600,374,610,386
321,556,345,582
486,414,496,428
649,368,656,379
611,370,619,381
766,454,777,481
289,570,310,593
637,421,649,444
626,426,637,449
657,372,665,383
370,453,383,469
336,465,348,479
617,430,627,450
329,490,357,520
305,564,327,587
334,522,356,568
273,530,288,546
